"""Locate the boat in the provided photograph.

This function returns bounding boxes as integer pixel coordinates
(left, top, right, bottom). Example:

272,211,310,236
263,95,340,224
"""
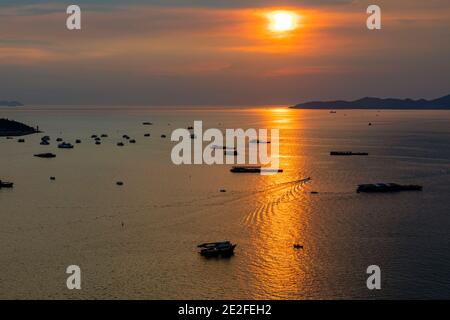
117,142,124,146
56,138,63,142
116,181,124,186
40,140,50,145
34,153,56,158
75,139,81,144
41,136,50,141
91,135,97,138
142,122,153,125
18,139,25,143
161,134,166,138
293,244,303,249
144,133,150,137
230,166,283,173
129,139,136,143
197,241,236,258
101,134,108,138
95,141,101,145
250,139,271,144
0,181,14,188
330,151,369,156
58,142,74,149
357,183,423,193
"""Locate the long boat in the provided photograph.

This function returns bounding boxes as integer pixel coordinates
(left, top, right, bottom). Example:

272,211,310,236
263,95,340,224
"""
357,183,422,193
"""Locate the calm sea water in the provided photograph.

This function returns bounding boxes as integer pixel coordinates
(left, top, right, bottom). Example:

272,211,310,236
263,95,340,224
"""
1,106,449,299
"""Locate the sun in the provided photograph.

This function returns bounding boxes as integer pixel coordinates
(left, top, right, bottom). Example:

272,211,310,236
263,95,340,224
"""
267,10,300,33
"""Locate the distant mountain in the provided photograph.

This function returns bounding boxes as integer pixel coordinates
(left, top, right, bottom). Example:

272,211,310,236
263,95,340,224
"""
0,119,38,137
291,94,450,109
0,100,23,107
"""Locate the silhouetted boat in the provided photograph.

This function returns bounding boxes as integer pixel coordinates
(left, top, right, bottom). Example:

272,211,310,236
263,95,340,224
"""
161,134,166,138
101,134,108,138
75,139,81,144
34,153,56,158
58,142,74,149
330,151,369,156
293,244,303,249
197,241,236,258
117,142,124,146
0,181,14,188
230,166,283,173
56,138,63,142
144,133,150,137
143,122,153,125
129,139,136,143
357,183,423,193
18,139,25,143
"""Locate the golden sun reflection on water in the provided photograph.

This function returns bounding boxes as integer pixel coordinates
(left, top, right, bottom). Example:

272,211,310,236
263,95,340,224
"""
242,108,313,298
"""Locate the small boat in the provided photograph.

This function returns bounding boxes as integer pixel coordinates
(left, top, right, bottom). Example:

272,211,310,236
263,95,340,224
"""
101,134,108,138
142,122,153,125
41,136,50,141
91,135,98,139
129,139,136,143
144,133,150,137
50,176,56,181
116,181,124,186
250,139,271,144
94,137,101,141
58,142,74,149
34,153,56,158
330,111,337,114
293,244,303,249
224,150,238,156
0,181,14,188
122,135,130,140
161,134,166,138
40,140,50,145
56,138,63,142
95,141,101,145
75,139,81,144
117,142,124,146
18,139,25,143
330,151,369,156
197,241,236,258
230,166,283,173
357,183,423,193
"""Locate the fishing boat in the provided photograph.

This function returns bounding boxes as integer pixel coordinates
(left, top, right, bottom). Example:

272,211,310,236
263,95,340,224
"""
34,153,56,158
357,183,422,193
230,166,283,173
197,241,236,258
0,181,14,188
58,142,74,149
330,151,369,156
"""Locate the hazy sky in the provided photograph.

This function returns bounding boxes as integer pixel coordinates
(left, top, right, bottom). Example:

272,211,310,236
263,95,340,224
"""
1,0,449,106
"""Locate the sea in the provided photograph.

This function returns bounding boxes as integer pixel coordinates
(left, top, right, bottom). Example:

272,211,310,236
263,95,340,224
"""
1,105,449,299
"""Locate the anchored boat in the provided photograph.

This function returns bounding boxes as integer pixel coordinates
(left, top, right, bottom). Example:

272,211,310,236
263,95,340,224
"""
357,183,422,193
230,166,283,173
198,241,236,258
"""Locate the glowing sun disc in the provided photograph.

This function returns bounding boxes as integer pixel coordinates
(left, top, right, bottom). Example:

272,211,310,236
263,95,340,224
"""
268,10,299,32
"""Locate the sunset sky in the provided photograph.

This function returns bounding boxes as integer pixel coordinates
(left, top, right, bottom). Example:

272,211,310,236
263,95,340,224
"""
1,0,449,106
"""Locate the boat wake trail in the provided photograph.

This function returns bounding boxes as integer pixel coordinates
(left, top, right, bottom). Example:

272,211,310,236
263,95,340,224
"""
242,177,311,226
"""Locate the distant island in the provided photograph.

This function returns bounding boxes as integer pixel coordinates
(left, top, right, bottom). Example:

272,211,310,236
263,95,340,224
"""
0,100,24,107
0,119,39,137
291,94,450,110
